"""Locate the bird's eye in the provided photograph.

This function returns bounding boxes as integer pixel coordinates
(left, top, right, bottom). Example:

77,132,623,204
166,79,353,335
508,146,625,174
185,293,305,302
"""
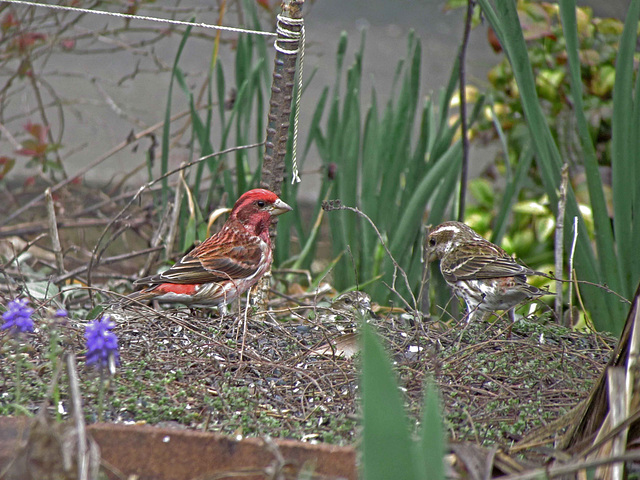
343,297,352,304
429,237,437,247
256,200,266,208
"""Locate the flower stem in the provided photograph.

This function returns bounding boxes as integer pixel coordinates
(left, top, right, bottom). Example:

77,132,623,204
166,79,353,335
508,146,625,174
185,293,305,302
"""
14,352,22,408
48,330,62,420
97,368,105,422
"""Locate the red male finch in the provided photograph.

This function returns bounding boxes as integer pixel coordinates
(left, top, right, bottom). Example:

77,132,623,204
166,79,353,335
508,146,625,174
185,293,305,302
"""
427,221,548,323
122,189,292,313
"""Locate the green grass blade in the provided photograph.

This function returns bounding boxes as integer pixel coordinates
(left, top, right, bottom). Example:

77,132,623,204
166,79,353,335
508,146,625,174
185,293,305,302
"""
242,0,270,84
361,94,380,207
491,142,534,244
174,67,214,200
477,0,625,332
334,32,349,97
216,61,227,130
304,86,329,157
631,56,640,287
161,22,194,207
428,151,464,225
609,0,640,298
308,251,344,292
558,0,624,298
290,196,328,270
434,55,460,144
308,30,480,305
362,323,420,480
391,142,462,256
418,379,446,480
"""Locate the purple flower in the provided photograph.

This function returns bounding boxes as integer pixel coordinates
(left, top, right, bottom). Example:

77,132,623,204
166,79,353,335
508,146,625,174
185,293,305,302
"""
85,316,120,370
2,298,34,334
55,309,68,318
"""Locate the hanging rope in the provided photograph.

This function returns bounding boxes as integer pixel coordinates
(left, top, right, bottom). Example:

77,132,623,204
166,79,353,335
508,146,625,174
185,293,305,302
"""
275,14,305,185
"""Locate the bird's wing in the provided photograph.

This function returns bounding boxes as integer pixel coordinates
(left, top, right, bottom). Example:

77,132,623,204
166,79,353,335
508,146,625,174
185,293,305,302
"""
135,229,265,286
441,243,532,282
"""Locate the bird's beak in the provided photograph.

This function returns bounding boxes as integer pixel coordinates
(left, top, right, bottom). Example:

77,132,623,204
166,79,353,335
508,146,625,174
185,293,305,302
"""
271,198,293,216
425,245,438,263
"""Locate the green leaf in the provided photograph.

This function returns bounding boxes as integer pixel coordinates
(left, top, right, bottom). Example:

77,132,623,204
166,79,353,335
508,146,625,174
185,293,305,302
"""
559,1,621,303
419,379,446,480
162,21,194,206
610,0,640,298
87,305,105,321
362,323,420,480
468,178,495,207
477,0,627,333
182,210,197,252
25,281,58,301
491,142,533,244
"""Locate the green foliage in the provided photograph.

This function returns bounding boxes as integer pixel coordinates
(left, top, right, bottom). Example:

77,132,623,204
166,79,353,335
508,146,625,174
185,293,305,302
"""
466,178,555,278
474,0,640,334
419,380,446,480
161,0,272,250
361,322,445,480
306,32,484,306
479,2,623,166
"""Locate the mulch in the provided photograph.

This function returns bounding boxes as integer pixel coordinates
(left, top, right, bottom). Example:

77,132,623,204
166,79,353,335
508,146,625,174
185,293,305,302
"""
107,296,615,460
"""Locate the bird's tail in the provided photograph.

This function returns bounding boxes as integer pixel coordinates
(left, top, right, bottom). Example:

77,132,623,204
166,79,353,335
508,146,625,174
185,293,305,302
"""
527,283,552,298
117,287,157,308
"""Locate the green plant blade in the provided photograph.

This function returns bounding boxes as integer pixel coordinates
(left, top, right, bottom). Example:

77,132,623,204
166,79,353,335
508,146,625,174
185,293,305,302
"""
609,0,640,299
477,0,626,332
491,142,534,245
161,22,194,207
419,379,446,480
558,0,626,305
361,322,420,480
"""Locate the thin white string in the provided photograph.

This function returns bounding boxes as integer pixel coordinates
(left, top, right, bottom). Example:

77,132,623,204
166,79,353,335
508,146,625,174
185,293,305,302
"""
274,15,304,184
290,25,304,184
0,0,277,36
4,0,306,183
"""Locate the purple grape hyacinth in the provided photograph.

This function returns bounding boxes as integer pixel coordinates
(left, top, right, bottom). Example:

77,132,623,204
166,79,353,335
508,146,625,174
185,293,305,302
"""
2,298,34,334
85,316,120,370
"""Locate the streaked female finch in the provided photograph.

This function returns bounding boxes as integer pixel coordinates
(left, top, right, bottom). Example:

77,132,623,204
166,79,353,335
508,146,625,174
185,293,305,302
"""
427,221,547,323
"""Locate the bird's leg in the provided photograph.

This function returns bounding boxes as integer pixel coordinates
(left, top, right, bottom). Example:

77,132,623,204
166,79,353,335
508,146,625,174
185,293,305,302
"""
465,309,476,324
505,309,517,338
239,290,251,362
456,309,476,350
216,302,228,332
465,304,486,324
466,292,488,323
